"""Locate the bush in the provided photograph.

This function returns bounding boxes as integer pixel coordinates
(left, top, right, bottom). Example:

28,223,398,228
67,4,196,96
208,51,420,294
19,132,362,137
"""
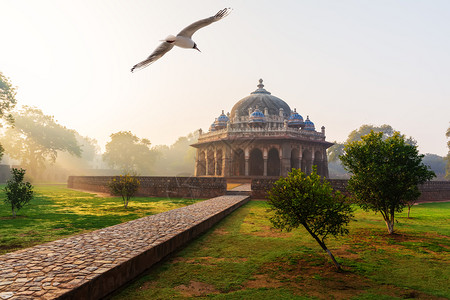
268,167,353,270
4,168,34,218
108,174,140,208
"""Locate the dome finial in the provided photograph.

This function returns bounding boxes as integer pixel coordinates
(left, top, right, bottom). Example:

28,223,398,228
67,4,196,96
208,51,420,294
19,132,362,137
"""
257,78,264,89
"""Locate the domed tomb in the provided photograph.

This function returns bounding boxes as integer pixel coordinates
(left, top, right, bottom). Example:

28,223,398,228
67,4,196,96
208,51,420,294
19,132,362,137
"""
230,79,291,119
191,79,333,178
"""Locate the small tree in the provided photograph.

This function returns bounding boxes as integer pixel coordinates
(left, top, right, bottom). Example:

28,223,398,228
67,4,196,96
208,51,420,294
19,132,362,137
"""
108,174,140,208
340,131,435,234
268,167,353,271
4,168,34,218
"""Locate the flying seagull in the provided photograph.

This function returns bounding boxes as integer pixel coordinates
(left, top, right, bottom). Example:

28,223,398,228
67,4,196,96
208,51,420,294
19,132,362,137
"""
131,8,232,72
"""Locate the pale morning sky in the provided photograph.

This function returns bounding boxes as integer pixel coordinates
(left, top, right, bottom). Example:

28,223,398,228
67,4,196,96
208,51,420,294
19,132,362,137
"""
1,0,449,155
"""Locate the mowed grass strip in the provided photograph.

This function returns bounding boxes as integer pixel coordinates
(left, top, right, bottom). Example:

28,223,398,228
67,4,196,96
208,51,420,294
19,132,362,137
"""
112,201,450,300
0,184,201,254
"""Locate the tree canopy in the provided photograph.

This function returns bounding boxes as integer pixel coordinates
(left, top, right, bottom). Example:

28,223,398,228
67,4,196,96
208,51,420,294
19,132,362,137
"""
0,72,16,123
0,106,82,180
268,167,353,270
327,124,416,163
0,72,17,160
340,131,435,234
4,168,34,218
103,131,156,174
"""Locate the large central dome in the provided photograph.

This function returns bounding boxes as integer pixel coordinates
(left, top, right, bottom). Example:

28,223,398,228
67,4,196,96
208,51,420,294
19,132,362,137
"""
230,79,291,119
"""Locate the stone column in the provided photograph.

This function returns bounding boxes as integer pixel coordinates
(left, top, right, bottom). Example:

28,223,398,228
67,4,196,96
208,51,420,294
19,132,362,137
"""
310,151,315,175
194,149,199,176
214,150,219,176
298,151,303,171
263,148,268,176
205,154,209,176
222,150,227,177
244,148,250,176
263,159,268,176
322,148,329,178
245,159,249,176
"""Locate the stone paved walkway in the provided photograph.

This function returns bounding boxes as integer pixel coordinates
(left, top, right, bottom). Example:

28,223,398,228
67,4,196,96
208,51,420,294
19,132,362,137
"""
0,195,249,300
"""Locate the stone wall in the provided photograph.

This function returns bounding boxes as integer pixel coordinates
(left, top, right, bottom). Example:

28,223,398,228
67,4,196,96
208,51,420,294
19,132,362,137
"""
67,176,227,199
251,178,450,202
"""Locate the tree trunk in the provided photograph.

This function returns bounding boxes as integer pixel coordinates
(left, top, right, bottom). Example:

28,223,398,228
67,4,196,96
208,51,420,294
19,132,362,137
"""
12,207,16,218
384,220,394,234
407,206,411,219
303,223,342,271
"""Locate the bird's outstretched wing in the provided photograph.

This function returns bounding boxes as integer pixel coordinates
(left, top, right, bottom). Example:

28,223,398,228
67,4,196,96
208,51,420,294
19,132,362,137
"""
131,42,175,72
177,8,231,39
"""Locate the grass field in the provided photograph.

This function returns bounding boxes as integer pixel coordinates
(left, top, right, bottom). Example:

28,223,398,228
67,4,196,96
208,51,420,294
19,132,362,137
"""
112,200,450,299
0,185,448,299
0,184,201,254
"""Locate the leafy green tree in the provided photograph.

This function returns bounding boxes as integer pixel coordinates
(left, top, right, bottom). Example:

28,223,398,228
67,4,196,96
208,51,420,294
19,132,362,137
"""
340,131,435,234
108,174,140,208
268,167,353,270
103,131,156,174
0,106,81,179
327,124,416,163
0,72,17,160
4,168,34,218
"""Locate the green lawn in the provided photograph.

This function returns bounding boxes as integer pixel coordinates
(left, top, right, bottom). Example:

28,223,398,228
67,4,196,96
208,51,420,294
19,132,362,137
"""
112,201,450,300
1,185,448,299
0,184,201,254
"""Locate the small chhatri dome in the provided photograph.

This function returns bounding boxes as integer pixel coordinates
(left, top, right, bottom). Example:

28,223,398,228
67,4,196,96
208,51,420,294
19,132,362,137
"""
288,108,304,128
209,119,217,132
216,110,229,129
249,106,265,126
304,116,315,131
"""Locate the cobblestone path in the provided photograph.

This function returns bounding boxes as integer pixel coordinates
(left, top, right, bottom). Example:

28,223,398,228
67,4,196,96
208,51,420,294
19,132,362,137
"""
0,195,249,300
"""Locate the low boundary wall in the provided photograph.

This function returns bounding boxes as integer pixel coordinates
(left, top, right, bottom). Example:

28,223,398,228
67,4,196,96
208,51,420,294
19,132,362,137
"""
67,176,227,199
252,178,450,202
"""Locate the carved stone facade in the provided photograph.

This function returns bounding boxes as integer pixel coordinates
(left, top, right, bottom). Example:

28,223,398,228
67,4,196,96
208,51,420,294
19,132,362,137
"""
191,79,333,178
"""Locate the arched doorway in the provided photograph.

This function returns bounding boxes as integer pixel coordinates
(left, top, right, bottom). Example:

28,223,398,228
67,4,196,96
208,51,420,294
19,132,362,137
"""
207,149,215,175
197,151,206,176
232,149,245,176
216,149,223,176
267,148,280,176
314,150,323,176
302,149,312,174
290,148,299,170
249,148,264,176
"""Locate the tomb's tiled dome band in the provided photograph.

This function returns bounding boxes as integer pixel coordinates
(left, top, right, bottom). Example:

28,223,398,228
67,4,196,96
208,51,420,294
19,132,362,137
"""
230,79,291,119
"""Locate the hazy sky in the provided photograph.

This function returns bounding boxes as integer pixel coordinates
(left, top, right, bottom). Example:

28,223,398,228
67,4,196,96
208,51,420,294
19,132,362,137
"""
1,0,449,155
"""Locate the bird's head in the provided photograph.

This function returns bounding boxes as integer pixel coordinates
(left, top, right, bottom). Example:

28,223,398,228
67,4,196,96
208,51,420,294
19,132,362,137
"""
193,43,201,52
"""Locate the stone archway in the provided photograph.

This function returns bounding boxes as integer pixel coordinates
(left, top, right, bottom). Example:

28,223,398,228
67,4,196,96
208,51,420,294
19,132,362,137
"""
232,149,245,176
207,149,215,175
267,148,280,176
314,150,323,176
302,149,312,174
249,148,264,176
216,149,223,176
197,151,206,176
290,148,300,170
